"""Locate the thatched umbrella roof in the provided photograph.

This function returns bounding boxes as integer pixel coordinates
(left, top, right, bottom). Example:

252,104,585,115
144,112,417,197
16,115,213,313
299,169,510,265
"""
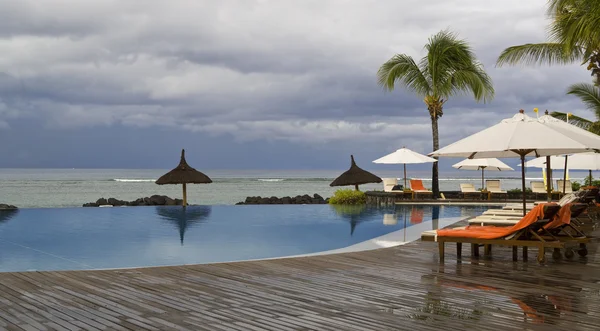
330,155,382,190
156,206,212,245
156,149,212,185
331,204,369,236
155,149,212,206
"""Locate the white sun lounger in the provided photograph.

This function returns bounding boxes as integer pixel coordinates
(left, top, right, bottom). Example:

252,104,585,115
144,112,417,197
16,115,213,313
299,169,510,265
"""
472,193,579,226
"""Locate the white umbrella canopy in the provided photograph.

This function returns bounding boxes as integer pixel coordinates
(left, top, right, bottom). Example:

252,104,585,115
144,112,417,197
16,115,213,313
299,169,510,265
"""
523,155,566,168
373,147,437,188
452,158,514,189
430,111,600,158
524,152,600,185
525,153,600,170
430,110,600,214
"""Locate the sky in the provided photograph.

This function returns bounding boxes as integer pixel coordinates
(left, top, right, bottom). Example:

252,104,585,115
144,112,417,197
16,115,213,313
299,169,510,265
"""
0,0,594,170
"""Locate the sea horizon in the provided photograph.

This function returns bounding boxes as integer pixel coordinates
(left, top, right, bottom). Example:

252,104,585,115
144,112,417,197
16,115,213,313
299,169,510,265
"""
0,168,592,209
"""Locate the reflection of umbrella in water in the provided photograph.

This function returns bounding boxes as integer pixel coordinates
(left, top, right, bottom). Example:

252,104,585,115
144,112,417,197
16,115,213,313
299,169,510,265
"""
156,206,212,244
156,149,212,206
0,209,18,224
330,155,382,191
331,204,371,235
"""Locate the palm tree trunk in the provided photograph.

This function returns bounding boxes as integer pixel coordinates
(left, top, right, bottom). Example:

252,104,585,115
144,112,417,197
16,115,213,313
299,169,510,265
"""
431,116,440,198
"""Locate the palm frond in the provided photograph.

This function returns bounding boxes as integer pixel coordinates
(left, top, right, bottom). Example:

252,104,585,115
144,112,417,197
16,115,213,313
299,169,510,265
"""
422,29,493,101
446,64,495,103
587,121,600,135
566,83,600,117
550,111,593,130
547,0,600,62
377,54,431,96
496,43,582,67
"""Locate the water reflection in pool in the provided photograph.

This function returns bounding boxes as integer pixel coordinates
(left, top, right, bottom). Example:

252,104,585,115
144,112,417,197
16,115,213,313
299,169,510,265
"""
0,204,487,271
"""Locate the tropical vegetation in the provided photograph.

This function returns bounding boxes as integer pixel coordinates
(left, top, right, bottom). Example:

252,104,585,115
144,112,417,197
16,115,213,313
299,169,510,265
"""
377,30,494,197
497,0,600,133
328,189,366,205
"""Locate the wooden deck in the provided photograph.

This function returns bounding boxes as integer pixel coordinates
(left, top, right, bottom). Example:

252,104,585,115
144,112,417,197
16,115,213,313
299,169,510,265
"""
1,226,599,330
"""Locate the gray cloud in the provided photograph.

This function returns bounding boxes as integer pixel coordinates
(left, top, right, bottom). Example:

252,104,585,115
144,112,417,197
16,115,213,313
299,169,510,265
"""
0,0,595,157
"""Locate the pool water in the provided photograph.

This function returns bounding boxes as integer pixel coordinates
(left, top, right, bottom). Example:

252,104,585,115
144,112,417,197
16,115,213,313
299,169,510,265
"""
0,205,488,272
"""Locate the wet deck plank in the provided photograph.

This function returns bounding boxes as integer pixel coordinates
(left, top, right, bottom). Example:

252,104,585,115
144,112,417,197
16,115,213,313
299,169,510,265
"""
0,222,599,330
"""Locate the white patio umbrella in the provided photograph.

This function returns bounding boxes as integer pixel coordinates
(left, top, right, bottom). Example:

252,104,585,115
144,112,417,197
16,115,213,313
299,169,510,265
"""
430,110,600,214
373,147,438,188
525,152,600,187
452,158,514,189
521,155,567,191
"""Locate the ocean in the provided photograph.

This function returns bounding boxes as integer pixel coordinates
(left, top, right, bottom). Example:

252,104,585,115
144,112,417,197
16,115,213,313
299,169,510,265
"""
0,168,589,208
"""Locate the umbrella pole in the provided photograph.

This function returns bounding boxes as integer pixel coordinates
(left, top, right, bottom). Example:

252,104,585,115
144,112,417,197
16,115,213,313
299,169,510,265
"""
520,155,527,216
403,163,407,188
546,156,552,202
563,156,568,193
354,184,359,191
481,168,484,190
182,183,187,207
590,169,593,187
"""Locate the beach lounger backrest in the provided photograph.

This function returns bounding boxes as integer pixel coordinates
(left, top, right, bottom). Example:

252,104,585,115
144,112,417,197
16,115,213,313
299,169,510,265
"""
556,180,573,194
486,180,503,192
410,179,428,191
460,183,477,193
437,203,560,239
569,203,588,218
531,181,546,193
382,178,398,192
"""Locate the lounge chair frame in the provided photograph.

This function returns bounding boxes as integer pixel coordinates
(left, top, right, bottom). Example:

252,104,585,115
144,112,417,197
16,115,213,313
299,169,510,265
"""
425,205,597,264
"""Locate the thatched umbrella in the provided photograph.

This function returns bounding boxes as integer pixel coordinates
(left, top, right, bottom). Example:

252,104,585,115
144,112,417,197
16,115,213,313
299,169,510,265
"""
155,149,212,206
156,206,212,244
330,155,382,191
331,204,373,236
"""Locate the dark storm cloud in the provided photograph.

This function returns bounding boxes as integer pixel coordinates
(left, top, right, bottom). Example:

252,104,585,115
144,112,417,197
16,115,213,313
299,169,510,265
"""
0,0,595,168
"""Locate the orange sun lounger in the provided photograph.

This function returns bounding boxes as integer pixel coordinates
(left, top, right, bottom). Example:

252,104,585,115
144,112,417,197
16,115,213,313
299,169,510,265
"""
429,203,591,263
409,179,433,199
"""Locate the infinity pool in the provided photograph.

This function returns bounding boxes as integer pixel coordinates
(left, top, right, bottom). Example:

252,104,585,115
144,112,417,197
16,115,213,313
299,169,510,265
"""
0,205,488,272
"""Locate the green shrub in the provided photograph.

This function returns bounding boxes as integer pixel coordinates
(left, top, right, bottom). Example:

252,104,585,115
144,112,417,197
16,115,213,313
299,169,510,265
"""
583,177,600,187
572,181,582,191
328,189,366,205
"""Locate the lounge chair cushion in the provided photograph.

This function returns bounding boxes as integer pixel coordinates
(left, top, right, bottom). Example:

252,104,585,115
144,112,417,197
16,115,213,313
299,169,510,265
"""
542,203,572,230
436,203,552,239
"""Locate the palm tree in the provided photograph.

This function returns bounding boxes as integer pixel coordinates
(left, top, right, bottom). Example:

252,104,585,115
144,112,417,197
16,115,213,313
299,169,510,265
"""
552,82,600,134
497,0,600,84
377,30,494,197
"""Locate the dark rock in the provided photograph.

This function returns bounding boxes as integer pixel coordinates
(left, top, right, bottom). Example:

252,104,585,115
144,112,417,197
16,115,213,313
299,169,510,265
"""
0,204,18,210
82,195,185,207
149,195,166,205
235,194,329,205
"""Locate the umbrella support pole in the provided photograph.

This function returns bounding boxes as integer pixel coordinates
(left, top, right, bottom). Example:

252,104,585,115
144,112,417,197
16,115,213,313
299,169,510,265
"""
546,156,552,202
563,156,568,194
481,168,484,191
590,169,593,186
520,154,527,217
403,164,407,188
355,184,359,191
182,183,187,207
